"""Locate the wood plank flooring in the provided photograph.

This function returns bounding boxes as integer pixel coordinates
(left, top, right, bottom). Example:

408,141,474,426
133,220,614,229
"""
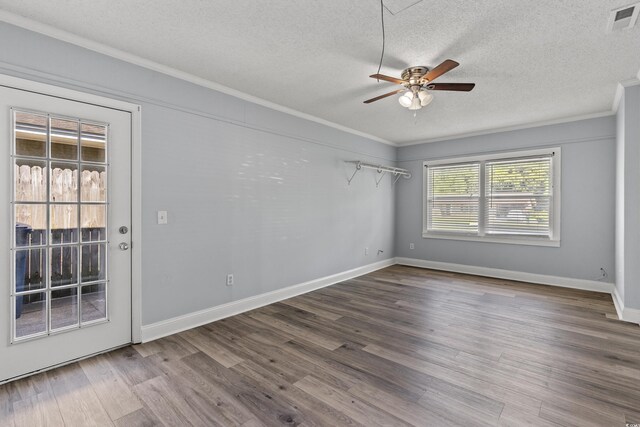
1,265,639,426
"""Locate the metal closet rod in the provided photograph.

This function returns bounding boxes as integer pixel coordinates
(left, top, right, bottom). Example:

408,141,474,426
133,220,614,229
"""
345,161,411,177
345,160,411,186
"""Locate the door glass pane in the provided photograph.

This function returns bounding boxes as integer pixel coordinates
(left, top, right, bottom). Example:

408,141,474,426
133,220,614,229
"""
15,205,46,246
51,288,78,330
50,163,78,202
28,229,47,247
50,118,78,160
15,292,46,338
81,243,106,282
81,283,106,323
50,246,78,287
81,123,106,163
50,205,78,244
14,111,47,158
14,160,47,202
81,205,106,240
81,224,106,243
15,248,46,291
81,166,106,203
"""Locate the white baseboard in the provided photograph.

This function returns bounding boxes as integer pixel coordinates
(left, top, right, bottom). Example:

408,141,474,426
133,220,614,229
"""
398,258,640,325
612,287,640,324
395,257,615,294
141,257,637,342
612,287,625,320
140,258,395,342
623,306,640,324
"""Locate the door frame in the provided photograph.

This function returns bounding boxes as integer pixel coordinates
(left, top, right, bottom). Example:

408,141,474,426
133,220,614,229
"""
0,74,143,343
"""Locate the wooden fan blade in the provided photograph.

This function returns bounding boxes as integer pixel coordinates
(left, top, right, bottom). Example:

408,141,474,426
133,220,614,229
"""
369,74,406,85
363,89,404,104
426,83,475,92
422,59,459,82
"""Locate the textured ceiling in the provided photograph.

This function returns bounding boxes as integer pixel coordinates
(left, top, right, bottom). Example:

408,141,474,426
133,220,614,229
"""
0,0,639,144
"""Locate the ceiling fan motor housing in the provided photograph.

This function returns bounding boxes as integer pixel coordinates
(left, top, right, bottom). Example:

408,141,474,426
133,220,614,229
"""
401,66,430,88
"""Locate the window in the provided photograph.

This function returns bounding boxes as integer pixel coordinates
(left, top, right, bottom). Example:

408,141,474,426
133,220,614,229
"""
426,163,480,233
423,148,560,246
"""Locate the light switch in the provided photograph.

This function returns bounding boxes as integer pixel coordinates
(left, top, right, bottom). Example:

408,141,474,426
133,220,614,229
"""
157,210,168,224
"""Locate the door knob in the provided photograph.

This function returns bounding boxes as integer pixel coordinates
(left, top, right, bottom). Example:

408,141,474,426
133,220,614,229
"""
119,242,129,251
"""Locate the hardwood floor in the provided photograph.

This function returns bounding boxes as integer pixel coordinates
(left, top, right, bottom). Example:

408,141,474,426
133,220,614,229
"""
1,265,639,426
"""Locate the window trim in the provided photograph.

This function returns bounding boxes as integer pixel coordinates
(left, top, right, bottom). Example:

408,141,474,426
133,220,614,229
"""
422,147,561,247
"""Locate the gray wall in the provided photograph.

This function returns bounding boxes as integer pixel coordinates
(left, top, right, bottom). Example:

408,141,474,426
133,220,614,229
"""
0,23,396,325
616,83,640,310
0,21,627,325
396,116,616,283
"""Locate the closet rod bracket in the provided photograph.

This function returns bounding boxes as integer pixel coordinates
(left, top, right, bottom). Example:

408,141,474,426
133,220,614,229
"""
347,161,362,185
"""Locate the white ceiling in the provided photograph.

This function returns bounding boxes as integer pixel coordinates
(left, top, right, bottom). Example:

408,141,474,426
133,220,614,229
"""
0,0,639,145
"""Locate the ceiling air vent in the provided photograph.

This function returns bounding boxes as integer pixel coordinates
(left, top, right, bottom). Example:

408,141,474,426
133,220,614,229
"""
607,3,640,33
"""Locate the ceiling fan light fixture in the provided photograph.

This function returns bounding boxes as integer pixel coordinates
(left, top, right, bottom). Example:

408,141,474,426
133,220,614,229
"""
418,90,433,107
408,95,422,110
398,91,413,107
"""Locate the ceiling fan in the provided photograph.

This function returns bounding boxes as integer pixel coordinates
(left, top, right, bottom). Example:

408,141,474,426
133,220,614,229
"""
364,59,475,110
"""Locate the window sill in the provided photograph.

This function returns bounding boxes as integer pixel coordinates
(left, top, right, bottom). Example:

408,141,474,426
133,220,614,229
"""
422,232,560,247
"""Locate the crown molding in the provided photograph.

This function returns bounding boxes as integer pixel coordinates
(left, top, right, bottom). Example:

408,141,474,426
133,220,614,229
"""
397,110,616,147
2,10,638,147
613,78,640,113
0,10,395,147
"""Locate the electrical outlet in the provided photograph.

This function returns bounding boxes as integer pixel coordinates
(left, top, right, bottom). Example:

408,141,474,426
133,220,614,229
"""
226,274,234,286
409,243,415,250
365,247,369,256
157,210,168,224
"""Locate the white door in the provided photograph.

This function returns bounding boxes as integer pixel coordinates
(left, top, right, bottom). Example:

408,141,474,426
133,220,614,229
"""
0,85,132,383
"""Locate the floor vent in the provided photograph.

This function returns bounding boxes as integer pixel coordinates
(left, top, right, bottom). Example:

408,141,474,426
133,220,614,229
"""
607,3,640,33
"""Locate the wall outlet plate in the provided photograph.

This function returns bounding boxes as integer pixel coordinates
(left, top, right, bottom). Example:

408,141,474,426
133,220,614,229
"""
157,210,168,224
226,274,234,286
409,243,415,250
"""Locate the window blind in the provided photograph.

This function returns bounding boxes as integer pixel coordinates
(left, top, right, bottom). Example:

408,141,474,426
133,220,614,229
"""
427,163,480,233
485,156,552,236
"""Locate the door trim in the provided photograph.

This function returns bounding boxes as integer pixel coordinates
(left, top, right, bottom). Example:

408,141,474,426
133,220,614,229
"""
0,74,143,343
